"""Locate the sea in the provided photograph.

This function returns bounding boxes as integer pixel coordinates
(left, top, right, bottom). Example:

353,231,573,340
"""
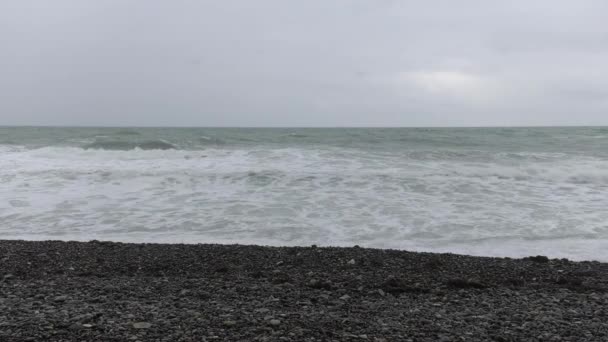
1,126,608,261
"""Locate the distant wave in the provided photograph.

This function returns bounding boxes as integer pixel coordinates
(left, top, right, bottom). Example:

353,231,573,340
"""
198,136,225,145
284,133,309,138
83,139,177,150
114,129,141,136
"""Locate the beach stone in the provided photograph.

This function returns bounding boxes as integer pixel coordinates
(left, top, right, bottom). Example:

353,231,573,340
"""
348,259,356,265
308,279,332,290
53,296,67,303
2,240,608,341
68,323,83,331
223,320,237,327
271,272,291,284
446,279,486,289
133,322,152,329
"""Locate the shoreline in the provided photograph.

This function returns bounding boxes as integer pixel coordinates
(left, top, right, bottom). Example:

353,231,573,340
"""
3,237,605,263
1,240,607,341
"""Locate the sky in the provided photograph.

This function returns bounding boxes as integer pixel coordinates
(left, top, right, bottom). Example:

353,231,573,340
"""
1,0,608,127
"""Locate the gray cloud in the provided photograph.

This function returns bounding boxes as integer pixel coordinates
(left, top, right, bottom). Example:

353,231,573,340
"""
1,0,608,126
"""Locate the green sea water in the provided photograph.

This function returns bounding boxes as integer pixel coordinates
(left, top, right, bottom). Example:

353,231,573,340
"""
1,126,608,260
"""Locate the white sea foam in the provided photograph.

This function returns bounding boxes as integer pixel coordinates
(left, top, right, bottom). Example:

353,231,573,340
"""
2,144,608,261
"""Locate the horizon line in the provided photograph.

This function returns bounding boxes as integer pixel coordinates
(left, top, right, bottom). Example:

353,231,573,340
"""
2,124,607,129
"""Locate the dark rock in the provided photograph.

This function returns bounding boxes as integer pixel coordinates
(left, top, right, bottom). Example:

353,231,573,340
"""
249,270,265,278
214,264,230,273
525,255,550,263
308,279,332,290
381,277,431,295
504,278,525,287
556,277,583,287
446,279,486,289
271,272,291,284
424,256,443,270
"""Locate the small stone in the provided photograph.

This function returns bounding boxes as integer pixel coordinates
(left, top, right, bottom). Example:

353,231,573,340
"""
347,259,356,265
223,320,237,327
271,272,291,284
54,295,68,303
308,279,332,290
2,274,14,281
214,264,230,273
82,324,93,328
446,279,486,289
340,295,351,301
269,319,281,326
378,289,386,296
133,322,152,329
68,323,83,331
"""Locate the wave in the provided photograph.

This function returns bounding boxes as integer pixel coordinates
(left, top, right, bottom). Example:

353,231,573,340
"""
4,142,608,261
114,129,141,136
198,136,225,145
6,141,608,185
83,139,177,150
283,133,309,138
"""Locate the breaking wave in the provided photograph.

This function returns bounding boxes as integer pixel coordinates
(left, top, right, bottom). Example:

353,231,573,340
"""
2,126,608,261
83,139,177,150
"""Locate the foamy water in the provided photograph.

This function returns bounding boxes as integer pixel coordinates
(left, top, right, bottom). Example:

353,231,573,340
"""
2,127,608,261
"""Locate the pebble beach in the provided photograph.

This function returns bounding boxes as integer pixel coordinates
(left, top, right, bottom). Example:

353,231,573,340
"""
1,240,608,341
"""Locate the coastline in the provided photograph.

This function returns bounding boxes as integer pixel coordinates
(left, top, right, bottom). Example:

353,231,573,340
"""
1,240,607,341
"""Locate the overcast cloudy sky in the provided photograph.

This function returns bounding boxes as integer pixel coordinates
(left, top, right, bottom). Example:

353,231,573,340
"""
1,0,608,127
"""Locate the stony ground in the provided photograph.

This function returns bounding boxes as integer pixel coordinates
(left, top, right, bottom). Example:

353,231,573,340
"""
1,240,608,341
